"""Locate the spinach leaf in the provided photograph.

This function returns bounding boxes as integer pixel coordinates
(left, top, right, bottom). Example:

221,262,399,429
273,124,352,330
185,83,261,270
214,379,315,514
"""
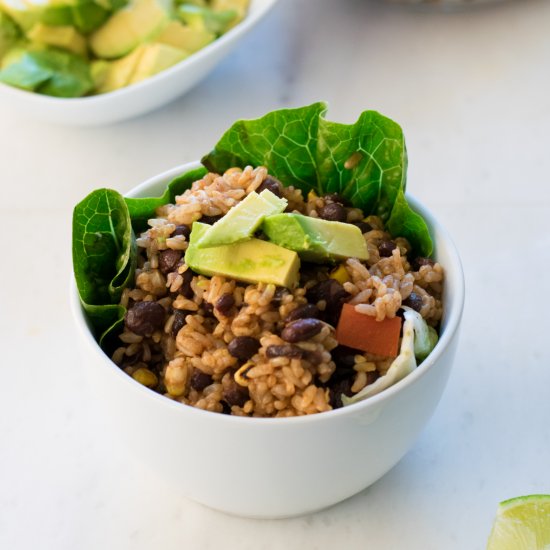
73,189,135,342
125,166,207,231
202,103,432,256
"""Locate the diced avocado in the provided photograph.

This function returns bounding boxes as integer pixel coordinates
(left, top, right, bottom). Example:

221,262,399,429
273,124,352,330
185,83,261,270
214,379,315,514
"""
94,43,143,93
89,0,169,59
40,2,109,34
0,46,92,96
68,1,111,34
39,5,73,26
27,23,87,56
178,4,235,35
0,10,20,58
155,19,213,53
211,0,247,19
262,213,369,263
129,42,186,84
185,222,300,288
196,189,287,249
0,0,40,31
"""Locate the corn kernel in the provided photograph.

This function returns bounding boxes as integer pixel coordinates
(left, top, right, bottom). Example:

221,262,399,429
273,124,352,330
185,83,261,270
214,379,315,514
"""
132,368,158,388
234,362,254,387
307,190,318,202
329,264,350,284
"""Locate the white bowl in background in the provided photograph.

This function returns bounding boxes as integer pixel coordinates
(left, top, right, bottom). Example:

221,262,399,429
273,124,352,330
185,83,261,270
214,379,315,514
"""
71,162,465,518
0,0,277,126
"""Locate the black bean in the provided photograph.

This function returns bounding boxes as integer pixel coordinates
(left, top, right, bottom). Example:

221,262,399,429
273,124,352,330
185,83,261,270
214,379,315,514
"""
304,350,323,365
266,344,305,359
172,224,191,240
403,292,423,313
223,382,249,407
228,336,260,361
306,279,350,325
257,176,283,197
378,240,397,257
328,378,354,409
200,214,222,225
190,369,213,391
215,293,235,316
125,301,165,336
281,318,323,343
171,309,190,337
353,221,373,234
331,345,359,372
158,249,182,274
413,257,435,271
178,269,194,298
318,202,347,223
285,303,320,322
202,302,214,317
272,287,289,305
324,193,349,206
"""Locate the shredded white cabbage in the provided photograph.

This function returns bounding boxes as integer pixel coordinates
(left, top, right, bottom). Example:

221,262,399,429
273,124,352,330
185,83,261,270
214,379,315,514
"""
402,306,439,362
341,307,438,406
342,315,416,406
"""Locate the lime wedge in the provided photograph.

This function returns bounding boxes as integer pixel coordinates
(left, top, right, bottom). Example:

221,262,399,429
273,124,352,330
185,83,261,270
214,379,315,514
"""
487,495,550,550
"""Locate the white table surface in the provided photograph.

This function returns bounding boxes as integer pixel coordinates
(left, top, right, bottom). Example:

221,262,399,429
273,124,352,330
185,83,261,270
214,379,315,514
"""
2,0,550,548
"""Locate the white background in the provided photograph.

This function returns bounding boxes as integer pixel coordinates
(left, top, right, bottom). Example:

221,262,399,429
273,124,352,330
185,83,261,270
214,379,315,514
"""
2,0,550,548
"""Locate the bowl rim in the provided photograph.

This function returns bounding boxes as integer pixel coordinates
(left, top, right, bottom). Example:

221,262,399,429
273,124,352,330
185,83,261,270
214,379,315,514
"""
0,0,278,105
70,161,465,426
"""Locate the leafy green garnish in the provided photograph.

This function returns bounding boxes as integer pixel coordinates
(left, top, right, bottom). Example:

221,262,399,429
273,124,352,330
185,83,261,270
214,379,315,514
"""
0,47,93,97
72,189,136,343
202,102,432,256
125,165,207,231
73,167,204,344
387,188,433,257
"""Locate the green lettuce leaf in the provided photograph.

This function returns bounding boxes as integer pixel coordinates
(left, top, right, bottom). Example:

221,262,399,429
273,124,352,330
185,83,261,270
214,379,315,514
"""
73,167,205,344
72,188,136,343
387,188,433,257
125,165,207,231
202,102,432,256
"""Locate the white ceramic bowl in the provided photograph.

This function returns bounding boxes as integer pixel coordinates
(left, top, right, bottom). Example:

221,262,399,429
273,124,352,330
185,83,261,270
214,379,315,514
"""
71,162,465,518
0,0,277,126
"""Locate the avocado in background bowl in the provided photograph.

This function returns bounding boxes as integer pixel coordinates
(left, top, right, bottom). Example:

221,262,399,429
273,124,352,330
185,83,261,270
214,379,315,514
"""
0,0,250,98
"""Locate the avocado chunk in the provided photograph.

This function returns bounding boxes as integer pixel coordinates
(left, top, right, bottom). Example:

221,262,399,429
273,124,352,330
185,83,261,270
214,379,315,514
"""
89,0,169,58
155,19,213,53
196,189,287,249
262,213,369,263
185,222,300,288
211,0,248,25
93,43,143,92
0,46,93,96
27,23,87,56
0,0,40,32
129,42,186,84
40,1,111,34
0,10,20,59
178,4,236,35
